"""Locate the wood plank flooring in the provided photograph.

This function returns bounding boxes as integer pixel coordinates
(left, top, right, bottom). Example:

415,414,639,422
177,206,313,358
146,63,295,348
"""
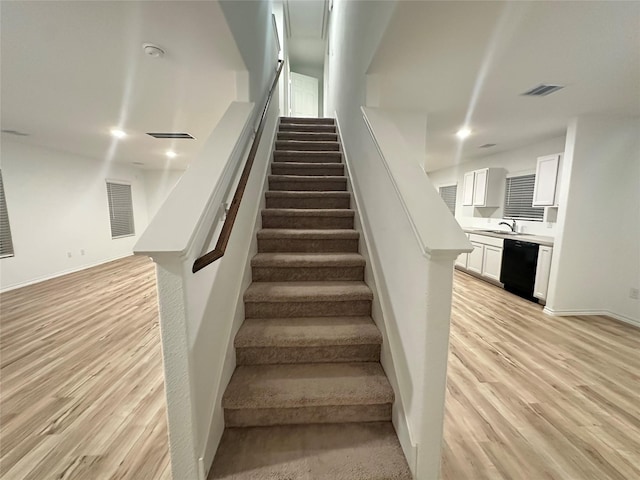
442,270,640,480
1,257,638,479
0,256,170,480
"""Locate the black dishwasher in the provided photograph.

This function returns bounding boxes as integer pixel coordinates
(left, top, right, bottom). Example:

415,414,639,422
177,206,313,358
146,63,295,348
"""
500,239,539,302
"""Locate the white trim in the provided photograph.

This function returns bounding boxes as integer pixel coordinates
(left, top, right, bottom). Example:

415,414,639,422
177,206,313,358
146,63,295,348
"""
335,113,418,473
0,253,133,293
543,307,640,329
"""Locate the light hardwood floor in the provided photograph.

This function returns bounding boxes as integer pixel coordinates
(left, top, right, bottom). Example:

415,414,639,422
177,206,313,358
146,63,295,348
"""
1,258,638,479
0,256,170,480
442,270,640,480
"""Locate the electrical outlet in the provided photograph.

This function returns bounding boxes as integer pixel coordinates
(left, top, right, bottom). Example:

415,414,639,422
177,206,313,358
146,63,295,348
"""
67,252,72,258
81,249,85,256
630,288,640,300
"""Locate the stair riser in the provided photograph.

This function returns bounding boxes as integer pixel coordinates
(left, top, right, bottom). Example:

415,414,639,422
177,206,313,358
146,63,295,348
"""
265,196,350,209
258,238,359,253
236,344,381,365
273,152,342,163
280,117,335,125
271,164,345,176
245,300,371,319
262,215,354,230
224,403,391,427
279,124,336,133
252,265,364,282
269,179,347,191
276,141,340,151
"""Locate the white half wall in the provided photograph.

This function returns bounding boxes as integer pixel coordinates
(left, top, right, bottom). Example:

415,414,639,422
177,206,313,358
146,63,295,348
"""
546,115,640,325
427,135,566,237
0,140,150,291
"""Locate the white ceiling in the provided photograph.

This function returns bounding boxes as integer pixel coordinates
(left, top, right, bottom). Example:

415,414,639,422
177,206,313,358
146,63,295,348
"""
285,0,328,70
368,1,640,172
1,1,245,170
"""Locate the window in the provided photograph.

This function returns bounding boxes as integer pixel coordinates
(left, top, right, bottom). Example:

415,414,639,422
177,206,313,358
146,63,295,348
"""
439,184,457,215
106,182,135,238
0,170,14,258
504,174,544,221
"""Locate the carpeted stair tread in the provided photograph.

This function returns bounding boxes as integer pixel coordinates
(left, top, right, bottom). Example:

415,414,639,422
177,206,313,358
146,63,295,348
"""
208,422,412,480
222,362,393,410
273,150,342,163
264,191,351,209
276,140,340,151
277,131,338,142
244,281,372,303
280,117,335,125
235,316,381,348
262,208,354,217
279,123,336,133
251,252,365,268
271,162,345,176
257,228,359,240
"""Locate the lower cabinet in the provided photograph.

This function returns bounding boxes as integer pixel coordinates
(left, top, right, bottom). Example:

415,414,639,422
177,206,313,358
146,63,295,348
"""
458,234,504,283
455,233,470,269
534,246,553,301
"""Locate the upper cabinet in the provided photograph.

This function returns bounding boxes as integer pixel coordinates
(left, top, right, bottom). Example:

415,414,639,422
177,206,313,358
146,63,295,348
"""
462,167,505,207
533,154,562,207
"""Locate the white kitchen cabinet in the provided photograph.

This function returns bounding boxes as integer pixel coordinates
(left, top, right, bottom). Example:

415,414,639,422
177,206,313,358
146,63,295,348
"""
533,154,561,207
482,245,503,282
467,242,484,274
455,252,468,269
534,246,553,301
462,168,506,207
462,171,475,206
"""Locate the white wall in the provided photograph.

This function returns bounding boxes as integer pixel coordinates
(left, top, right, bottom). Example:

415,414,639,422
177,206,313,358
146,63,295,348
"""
143,169,184,222
0,140,150,291
428,135,566,237
547,115,640,325
220,0,279,104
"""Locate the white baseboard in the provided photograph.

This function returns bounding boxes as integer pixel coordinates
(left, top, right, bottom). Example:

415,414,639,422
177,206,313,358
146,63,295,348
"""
543,307,640,329
0,253,134,293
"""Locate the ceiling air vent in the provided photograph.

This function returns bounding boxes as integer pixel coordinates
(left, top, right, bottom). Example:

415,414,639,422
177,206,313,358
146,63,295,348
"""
479,143,496,149
146,132,195,139
522,84,564,97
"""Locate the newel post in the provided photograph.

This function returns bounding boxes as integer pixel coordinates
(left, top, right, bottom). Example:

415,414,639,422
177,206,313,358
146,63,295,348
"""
417,252,458,479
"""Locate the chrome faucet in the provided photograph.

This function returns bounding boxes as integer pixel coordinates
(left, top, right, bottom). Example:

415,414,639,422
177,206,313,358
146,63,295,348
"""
499,220,516,232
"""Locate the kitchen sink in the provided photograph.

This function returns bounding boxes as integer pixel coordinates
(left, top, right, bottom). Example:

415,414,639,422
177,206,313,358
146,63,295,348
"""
479,230,529,235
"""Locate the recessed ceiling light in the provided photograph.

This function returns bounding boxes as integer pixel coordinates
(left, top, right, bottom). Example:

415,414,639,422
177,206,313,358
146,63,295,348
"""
132,161,144,166
479,143,496,148
143,43,165,58
456,127,472,140
111,129,127,139
1,129,30,137
166,151,177,159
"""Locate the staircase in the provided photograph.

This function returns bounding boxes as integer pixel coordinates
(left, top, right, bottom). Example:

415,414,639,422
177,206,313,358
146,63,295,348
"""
209,117,412,479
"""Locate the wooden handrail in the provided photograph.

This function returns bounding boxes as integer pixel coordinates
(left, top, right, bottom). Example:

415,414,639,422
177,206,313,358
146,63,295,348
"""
192,60,284,273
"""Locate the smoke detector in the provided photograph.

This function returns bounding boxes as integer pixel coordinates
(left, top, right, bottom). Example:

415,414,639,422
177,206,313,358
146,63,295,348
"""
143,43,165,58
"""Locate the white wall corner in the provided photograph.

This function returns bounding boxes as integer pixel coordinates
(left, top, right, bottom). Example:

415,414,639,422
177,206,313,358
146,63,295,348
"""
365,74,381,107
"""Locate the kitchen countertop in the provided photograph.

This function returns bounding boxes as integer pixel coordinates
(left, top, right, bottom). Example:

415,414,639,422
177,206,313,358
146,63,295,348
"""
463,228,554,247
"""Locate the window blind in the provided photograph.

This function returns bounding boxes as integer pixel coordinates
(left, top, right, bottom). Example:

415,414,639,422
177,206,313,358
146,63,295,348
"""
106,182,135,238
504,174,544,221
439,185,457,215
0,170,15,258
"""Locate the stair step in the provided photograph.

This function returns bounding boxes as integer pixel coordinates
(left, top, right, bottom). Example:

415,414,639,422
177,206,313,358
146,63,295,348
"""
244,281,372,318
222,362,392,427
265,191,351,209
251,252,365,282
279,123,336,133
235,316,381,365
269,175,347,191
262,208,354,230
277,131,338,142
271,162,344,177
257,229,360,253
280,117,335,125
276,140,340,151
273,150,342,163
208,422,412,479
